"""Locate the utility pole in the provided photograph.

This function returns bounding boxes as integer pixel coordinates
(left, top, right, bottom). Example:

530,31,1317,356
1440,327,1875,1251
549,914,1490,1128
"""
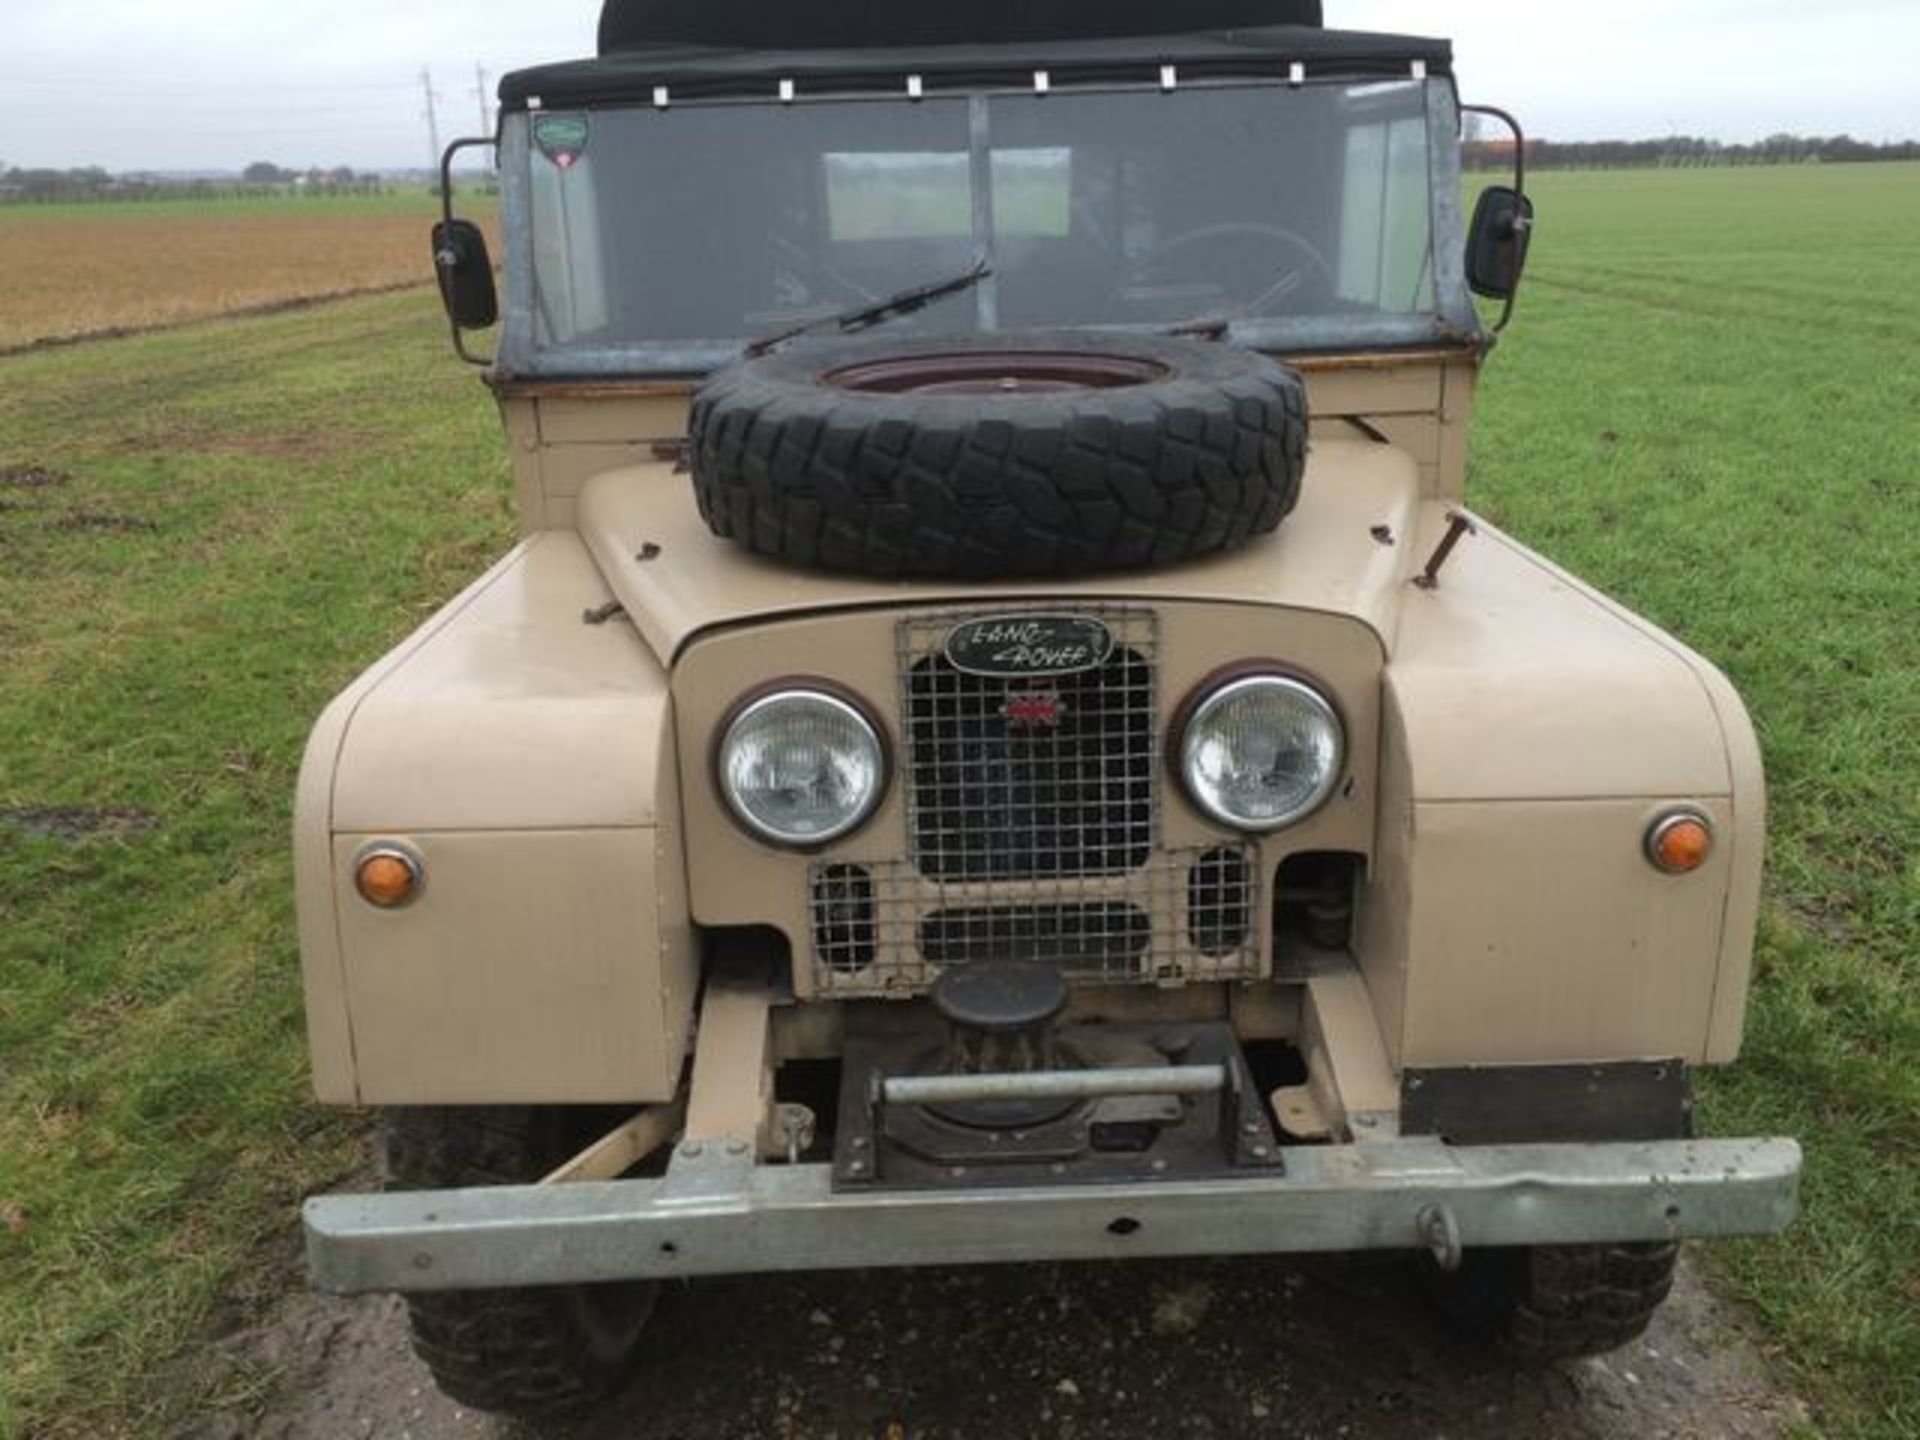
473,64,492,138
420,67,442,183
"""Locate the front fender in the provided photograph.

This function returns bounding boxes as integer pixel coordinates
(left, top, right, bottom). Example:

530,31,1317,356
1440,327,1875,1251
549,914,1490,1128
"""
1358,507,1764,1070
294,533,695,1104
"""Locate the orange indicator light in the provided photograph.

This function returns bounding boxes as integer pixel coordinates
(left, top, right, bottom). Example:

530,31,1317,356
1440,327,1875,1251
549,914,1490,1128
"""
355,847,423,908
1646,812,1713,875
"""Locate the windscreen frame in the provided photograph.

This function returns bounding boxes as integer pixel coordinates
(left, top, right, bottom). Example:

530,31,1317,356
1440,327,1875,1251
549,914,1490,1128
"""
493,75,1478,379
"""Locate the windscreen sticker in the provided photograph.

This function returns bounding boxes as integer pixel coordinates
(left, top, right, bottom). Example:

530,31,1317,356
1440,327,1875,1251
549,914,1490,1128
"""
534,114,590,171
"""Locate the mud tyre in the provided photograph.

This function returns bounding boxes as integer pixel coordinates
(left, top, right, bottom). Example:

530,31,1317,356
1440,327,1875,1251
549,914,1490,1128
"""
1420,1241,1680,1361
689,331,1308,579
381,1107,659,1417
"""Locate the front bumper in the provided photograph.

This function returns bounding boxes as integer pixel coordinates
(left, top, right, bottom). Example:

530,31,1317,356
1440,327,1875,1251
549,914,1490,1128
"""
305,1134,1800,1294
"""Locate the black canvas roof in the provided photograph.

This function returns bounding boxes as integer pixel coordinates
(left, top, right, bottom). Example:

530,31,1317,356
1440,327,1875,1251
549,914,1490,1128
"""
500,17,1449,112
598,0,1326,53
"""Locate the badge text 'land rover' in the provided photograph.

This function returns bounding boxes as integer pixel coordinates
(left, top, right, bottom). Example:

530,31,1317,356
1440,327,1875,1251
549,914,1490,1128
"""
297,0,1800,1419
944,614,1115,678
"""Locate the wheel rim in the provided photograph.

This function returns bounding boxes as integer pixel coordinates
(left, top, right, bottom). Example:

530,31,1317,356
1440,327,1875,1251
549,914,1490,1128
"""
823,350,1171,396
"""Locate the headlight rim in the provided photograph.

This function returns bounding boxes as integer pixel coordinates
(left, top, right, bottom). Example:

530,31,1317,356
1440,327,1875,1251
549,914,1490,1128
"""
713,678,892,850
1172,664,1348,834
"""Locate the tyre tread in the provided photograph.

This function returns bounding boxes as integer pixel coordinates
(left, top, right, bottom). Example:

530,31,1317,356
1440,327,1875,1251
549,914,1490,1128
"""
689,333,1309,579
382,1108,655,1418
1506,1241,1681,1361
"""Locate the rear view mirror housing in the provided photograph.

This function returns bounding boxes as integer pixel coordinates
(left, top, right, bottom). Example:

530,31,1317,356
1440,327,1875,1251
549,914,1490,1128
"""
433,135,502,365
432,220,498,331
1466,185,1535,302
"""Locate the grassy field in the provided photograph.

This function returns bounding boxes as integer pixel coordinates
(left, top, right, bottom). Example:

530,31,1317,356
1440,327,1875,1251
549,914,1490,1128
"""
0,292,517,1438
1472,162,1920,1435
0,191,490,352
0,162,1915,1436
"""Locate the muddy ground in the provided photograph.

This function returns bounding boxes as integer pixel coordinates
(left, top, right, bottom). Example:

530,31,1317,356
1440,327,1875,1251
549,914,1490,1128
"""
183,1246,1801,1440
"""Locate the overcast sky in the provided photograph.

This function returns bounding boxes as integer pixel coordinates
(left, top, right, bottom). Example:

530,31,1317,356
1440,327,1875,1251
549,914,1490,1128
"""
2,0,1915,171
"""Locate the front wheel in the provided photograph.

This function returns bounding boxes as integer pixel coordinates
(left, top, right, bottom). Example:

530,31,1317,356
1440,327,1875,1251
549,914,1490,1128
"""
1419,1241,1680,1361
381,1106,660,1417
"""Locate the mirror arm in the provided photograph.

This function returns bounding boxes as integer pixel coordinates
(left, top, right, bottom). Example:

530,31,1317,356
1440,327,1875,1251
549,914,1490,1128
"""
438,135,501,367
1460,103,1530,333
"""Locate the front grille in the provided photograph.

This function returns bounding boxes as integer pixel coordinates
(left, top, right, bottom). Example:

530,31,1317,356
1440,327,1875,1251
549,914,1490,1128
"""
804,606,1263,998
899,606,1157,880
809,850,1259,996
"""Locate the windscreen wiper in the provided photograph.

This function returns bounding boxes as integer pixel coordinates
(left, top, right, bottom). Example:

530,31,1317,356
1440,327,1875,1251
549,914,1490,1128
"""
744,255,992,358
1163,270,1306,343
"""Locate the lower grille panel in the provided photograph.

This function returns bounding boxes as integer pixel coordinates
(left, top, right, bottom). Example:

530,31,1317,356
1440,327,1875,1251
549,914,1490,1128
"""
918,903,1152,971
810,848,1262,997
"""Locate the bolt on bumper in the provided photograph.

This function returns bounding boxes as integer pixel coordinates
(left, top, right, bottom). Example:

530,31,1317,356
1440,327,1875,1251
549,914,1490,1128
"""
304,1134,1801,1295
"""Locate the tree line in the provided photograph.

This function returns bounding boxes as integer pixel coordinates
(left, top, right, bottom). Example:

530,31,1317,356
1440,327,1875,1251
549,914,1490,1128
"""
0,162,405,204
1466,133,1920,171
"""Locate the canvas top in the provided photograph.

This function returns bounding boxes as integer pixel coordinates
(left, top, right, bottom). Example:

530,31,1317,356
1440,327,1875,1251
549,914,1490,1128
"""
501,4,1449,111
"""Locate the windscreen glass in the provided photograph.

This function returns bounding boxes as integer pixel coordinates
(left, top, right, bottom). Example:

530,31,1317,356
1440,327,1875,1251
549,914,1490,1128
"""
525,81,1438,352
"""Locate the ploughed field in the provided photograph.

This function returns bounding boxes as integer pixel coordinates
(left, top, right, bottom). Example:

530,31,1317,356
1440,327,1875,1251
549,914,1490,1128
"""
0,193,485,353
0,162,1915,1437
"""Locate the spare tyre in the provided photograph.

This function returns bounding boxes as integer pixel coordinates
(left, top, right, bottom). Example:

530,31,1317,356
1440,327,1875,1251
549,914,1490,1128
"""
688,330,1307,579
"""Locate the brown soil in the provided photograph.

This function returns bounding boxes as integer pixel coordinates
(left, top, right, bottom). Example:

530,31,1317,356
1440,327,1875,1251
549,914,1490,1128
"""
0,211,437,352
53,510,160,533
180,1249,1802,1439
0,281,431,359
0,806,157,841
0,464,70,487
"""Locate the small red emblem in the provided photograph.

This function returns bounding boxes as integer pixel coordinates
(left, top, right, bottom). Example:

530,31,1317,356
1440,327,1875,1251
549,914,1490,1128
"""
1003,692,1064,729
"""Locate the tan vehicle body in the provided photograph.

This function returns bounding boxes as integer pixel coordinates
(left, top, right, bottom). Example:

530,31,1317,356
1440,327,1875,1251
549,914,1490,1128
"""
297,25,1800,1402
296,347,1762,1122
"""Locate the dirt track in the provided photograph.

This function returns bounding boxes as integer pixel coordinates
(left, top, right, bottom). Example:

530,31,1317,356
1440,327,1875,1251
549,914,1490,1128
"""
182,1248,1801,1439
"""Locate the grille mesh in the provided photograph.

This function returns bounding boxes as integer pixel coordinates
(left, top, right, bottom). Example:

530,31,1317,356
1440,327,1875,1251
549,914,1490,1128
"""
899,606,1158,880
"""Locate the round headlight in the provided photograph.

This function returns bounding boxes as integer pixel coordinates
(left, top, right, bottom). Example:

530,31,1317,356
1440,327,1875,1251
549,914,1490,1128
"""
718,689,886,847
1179,674,1344,832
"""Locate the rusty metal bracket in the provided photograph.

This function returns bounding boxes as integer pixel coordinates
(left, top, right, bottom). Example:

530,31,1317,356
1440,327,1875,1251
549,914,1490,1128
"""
1413,510,1477,591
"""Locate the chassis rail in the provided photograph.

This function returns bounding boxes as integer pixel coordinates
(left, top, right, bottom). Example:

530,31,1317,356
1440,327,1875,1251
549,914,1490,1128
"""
305,1135,1800,1294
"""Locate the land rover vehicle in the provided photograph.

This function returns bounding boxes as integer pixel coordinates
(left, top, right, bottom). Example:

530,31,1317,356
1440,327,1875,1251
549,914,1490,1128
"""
296,0,1801,1416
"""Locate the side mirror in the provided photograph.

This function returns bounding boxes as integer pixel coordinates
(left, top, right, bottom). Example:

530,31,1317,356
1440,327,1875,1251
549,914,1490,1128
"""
432,219,498,330
1466,185,1535,301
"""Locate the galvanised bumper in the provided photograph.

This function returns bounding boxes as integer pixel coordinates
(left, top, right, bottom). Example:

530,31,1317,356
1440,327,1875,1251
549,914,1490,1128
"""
305,1135,1801,1294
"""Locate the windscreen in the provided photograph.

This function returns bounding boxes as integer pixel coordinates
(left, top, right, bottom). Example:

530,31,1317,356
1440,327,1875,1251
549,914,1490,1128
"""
522,80,1440,358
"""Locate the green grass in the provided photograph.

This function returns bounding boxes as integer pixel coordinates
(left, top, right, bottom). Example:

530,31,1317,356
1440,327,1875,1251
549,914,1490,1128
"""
0,162,1915,1437
1470,162,1920,1436
0,291,516,1437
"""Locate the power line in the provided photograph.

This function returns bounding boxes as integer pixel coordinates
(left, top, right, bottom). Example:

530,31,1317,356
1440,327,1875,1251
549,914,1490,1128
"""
420,67,442,178
474,64,493,139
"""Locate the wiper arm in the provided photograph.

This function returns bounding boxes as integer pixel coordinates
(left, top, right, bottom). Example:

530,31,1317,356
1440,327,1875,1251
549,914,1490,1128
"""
745,255,992,358
1162,270,1306,343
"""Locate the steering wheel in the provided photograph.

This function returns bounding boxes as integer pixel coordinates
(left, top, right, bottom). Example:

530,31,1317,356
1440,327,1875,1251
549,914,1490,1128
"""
769,233,881,308
1125,222,1338,319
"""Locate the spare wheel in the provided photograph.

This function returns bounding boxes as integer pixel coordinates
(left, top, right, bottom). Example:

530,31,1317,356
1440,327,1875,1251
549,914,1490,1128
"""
687,330,1309,579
